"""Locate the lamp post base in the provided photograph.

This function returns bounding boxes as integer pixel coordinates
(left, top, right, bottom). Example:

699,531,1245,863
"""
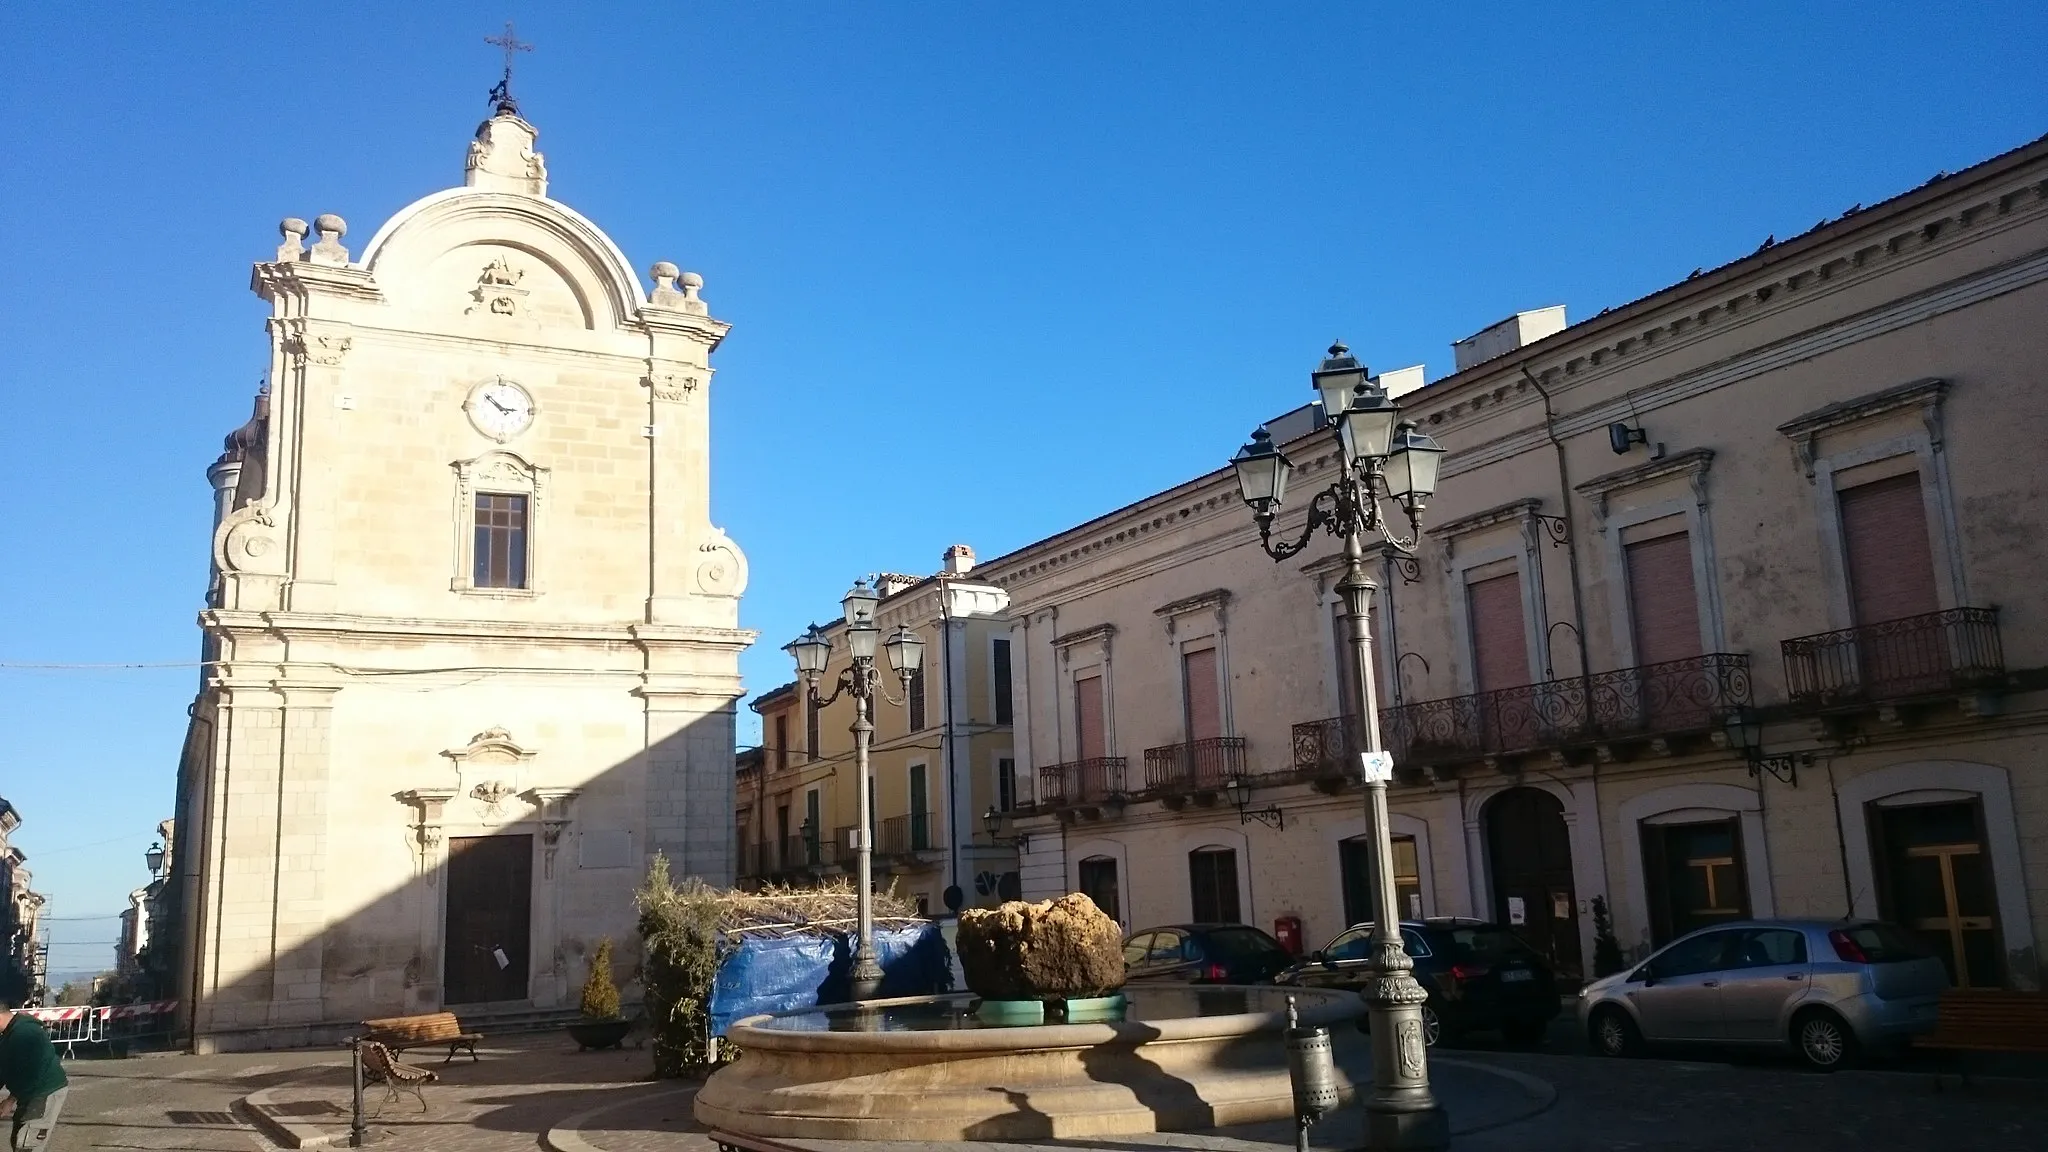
849,953,885,1002
1362,1103,1450,1150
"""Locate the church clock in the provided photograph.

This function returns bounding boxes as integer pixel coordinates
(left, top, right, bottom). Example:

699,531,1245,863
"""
464,376,536,442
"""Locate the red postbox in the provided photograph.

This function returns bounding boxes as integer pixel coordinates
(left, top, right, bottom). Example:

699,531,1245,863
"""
1273,915,1304,957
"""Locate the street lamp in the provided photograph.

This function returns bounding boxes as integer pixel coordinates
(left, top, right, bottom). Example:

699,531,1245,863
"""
981,805,1031,852
785,580,925,1001
1229,342,1448,1150
144,842,165,878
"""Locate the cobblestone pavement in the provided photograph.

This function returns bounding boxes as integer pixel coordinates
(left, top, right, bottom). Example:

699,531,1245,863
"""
46,1047,345,1152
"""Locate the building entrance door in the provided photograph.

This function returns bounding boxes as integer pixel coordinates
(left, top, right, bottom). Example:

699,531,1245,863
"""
1874,800,2002,988
1485,787,1581,982
443,834,533,1005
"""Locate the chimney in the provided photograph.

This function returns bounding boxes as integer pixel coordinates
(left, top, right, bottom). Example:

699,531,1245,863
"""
1451,306,1567,373
941,544,976,576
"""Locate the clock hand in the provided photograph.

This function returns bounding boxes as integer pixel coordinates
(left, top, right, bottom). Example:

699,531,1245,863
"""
487,396,513,414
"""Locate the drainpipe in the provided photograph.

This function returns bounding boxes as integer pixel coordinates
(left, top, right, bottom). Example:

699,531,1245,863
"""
1520,364,1592,683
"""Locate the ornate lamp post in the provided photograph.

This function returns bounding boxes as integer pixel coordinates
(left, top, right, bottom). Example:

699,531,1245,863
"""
785,579,925,1001
1230,342,1448,1150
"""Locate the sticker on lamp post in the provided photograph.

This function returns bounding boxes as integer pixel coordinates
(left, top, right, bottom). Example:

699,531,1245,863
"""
1358,751,1396,782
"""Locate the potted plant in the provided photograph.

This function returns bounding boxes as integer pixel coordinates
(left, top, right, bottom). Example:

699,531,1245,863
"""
565,938,632,1051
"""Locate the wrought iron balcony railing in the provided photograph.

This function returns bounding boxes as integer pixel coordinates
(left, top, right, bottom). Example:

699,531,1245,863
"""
878,811,935,856
1378,653,1751,769
779,834,830,872
1037,758,1128,808
1782,607,2004,706
1291,715,1360,778
1142,736,1248,794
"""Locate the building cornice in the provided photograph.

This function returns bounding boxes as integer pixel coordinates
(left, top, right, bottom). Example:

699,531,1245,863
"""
1424,498,1542,540
1051,623,1117,649
202,609,755,650
1574,448,1715,499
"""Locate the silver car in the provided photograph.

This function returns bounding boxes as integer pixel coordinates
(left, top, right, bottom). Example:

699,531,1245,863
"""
1576,919,1948,1069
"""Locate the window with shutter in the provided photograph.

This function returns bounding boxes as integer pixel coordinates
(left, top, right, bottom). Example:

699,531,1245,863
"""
1626,532,1703,666
1839,473,1940,626
908,667,927,732
1188,848,1242,923
992,639,1014,725
1467,573,1530,692
1074,675,1106,760
1182,647,1221,742
1079,856,1120,922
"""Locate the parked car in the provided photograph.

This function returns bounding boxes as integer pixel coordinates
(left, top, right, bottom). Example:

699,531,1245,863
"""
1278,918,1560,1047
1122,924,1295,985
1576,918,1949,1069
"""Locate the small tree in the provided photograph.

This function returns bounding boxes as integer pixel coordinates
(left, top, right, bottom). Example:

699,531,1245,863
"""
580,938,622,1021
1590,895,1625,978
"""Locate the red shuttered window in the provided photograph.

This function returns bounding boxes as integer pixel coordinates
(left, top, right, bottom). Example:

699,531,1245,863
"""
1182,647,1221,742
1075,675,1106,761
1840,473,1940,626
1467,573,1530,692
1626,531,1703,665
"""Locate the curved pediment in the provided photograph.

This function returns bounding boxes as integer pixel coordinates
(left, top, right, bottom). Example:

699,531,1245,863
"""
357,188,646,331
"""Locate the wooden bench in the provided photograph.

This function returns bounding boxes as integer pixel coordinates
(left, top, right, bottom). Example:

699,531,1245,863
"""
1913,989,2048,1086
359,1012,482,1064
359,1040,437,1114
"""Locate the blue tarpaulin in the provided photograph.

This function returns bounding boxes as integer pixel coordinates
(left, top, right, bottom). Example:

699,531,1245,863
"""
707,921,953,1037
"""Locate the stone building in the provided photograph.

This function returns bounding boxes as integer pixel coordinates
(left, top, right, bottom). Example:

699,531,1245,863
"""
741,546,1020,916
165,96,753,1051
1,798,49,1006
983,132,2048,992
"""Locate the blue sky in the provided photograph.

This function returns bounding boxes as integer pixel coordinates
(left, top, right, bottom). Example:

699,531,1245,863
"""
1,2,2042,977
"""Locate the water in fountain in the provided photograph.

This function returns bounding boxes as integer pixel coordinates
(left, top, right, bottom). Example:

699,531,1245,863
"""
757,986,1304,1032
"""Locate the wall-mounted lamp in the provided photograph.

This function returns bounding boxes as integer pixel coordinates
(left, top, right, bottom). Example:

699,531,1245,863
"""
1723,707,1805,786
1607,421,1665,459
983,806,1031,852
1223,776,1284,830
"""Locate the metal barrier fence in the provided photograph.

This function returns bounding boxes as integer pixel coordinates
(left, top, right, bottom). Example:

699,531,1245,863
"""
24,1001,178,1058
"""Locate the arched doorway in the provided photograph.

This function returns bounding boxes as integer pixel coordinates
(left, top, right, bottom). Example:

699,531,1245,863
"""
1485,787,1581,981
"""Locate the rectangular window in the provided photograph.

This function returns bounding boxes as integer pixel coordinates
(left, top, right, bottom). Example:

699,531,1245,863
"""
993,639,1014,725
908,667,927,732
1079,856,1121,922
472,493,529,589
1182,647,1222,742
996,757,1016,813
773,715,789,773
1641,818,1750,946
775,804,791,869
908,763,930,851
804,790,821,864
1625,531,1702,666
1188,847,1241,924
1074,675,1105,761
1839,473,1940,626
806,699,821,760
1466,572,1529,692
1341,835,1422,927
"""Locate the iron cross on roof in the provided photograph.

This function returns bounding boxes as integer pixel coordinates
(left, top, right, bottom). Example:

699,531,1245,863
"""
485,21,533,114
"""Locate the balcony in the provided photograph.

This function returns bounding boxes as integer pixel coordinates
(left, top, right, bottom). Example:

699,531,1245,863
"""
1142,736,1248,796
878,811,935,857
1782,608,2005,709
1037,758,1128,810
1378,653,1751,771
779,833,833,873
1292,715,1360,780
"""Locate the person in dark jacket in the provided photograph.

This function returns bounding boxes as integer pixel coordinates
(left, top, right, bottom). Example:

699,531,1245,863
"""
0,1006,68,1152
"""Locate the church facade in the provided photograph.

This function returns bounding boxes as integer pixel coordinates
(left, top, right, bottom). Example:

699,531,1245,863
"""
165,100,753,1050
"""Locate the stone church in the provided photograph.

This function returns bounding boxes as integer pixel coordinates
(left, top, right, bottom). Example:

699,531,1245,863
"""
164,95,753,1050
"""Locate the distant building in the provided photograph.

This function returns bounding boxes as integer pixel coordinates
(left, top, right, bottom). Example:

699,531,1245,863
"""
164,96,753,1052
1,798,49,1006
741,547,1019,917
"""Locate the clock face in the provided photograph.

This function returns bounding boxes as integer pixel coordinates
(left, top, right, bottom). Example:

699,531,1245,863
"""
467,378,535,442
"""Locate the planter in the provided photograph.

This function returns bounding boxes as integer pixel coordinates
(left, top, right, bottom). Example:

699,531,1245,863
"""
566,1017,632,1051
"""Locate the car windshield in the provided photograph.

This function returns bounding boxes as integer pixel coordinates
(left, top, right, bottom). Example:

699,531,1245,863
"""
1840,922,1934,962
1441,927,1537,964
1202,927,1285,961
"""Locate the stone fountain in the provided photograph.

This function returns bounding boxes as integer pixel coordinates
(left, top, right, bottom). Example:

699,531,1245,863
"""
694,894,1366,1141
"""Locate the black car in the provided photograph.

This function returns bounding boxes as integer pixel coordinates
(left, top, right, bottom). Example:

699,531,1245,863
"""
1278,918,1560,1047
1122,923,1295,984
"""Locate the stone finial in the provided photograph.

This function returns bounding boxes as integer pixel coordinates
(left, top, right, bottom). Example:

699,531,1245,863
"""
309,214,349,265
277,217,308,262
679,271,707,315
465,111,548,196
650,261,683,306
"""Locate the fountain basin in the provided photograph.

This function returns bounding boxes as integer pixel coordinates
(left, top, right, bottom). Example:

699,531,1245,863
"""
694,985,1365,1141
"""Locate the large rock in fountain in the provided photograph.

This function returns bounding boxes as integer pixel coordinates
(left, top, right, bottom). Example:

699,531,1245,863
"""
956,892,1125,1001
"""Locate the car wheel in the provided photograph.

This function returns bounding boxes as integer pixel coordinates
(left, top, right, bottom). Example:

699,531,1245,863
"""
1419,1003,1444,1047
1589,1007,1640,1058
1793,1009,1859,1071
1502,1018,1547,1049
